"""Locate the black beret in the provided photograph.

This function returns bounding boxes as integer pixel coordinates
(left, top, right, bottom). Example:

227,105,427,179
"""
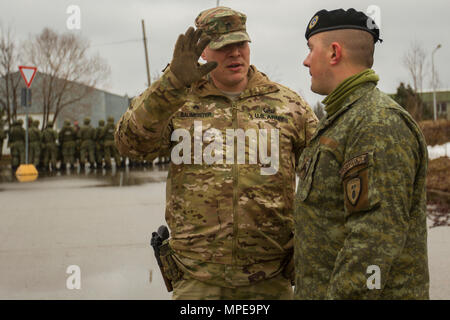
305,8,382,43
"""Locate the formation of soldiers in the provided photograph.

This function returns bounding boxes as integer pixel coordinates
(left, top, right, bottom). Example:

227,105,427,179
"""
0,114,168,171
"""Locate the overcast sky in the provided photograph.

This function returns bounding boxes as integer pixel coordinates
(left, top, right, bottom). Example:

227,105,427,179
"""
1,0,449,107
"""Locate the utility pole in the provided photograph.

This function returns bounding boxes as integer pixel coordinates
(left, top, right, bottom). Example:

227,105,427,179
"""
141,19,151,87
431,44,441,121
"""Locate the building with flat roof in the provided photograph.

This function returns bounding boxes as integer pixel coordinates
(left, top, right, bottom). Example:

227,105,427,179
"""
419,90,450,120
1,71,130,155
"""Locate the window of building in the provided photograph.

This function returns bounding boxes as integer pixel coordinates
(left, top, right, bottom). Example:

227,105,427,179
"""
438,102,447,114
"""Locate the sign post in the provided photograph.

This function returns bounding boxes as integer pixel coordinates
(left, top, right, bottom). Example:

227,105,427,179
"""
16,66,38,182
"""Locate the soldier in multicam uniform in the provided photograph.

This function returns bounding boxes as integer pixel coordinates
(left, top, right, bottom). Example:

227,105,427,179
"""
41,121,58,171
8,119,26,170
59,119,77,170
104,117,122,169
115,7,318,300
294,8,429,299
78,117,96,169
95,119,106,168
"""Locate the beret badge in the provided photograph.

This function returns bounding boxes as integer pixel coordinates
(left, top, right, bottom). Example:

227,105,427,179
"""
309,15,319,29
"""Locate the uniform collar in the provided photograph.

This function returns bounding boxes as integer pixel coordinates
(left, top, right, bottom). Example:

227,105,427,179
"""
191,65,279,99
310,82,377,142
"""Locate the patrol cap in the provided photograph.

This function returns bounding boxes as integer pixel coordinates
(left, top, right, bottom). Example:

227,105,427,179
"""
305,8,381,43
195,6,251,50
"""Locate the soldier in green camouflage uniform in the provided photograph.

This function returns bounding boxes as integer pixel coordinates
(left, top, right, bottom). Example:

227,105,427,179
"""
0,110,6,161
115,7,318,300
28,119,42,168
59,119,77,169
104,117,122,169
8,119,26,170
73,120,81,167
95,119,106,168
41,122,58,171
294,9,429,299
78,117,96,168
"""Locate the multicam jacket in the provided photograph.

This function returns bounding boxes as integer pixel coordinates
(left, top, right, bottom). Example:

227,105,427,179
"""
294,81,429,299
115,65,318,287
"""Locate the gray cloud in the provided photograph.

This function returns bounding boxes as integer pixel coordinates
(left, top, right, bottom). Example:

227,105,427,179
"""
1,0,449,106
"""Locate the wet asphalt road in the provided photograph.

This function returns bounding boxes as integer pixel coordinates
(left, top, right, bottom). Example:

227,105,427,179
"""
0,164,449,299
0,165,172,299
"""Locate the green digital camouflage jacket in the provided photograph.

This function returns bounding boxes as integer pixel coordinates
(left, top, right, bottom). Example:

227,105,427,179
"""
115,65,318,287
294,82,429,299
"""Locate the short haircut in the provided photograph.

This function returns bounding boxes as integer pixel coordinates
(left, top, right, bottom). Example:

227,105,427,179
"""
321,29,375,68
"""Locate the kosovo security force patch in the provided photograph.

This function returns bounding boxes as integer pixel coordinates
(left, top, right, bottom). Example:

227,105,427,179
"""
309,15,319,29
346,177,361,206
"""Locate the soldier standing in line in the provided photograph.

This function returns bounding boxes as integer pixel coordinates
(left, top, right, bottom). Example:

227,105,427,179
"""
104,116,122,169
41,121,58,171
58,119,77,170
95,119,106,169
8,119,26,171
115,7,318,299
294,8,429,299
73,120,81,167
0,110,6,161
78,117,96,169
28,119,42,169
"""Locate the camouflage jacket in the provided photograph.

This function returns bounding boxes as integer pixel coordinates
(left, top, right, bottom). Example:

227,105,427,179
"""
8,124,25,145
294,82,429,299
116,65,318,287
42,127,58,144
29,126,41,144
59,126,76,143
103,123,116,141
95,126,105,144
78,125,95,142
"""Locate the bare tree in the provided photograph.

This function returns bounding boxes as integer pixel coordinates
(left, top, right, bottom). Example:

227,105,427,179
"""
402,40,428,94
22,28,110,128
0,24,22,128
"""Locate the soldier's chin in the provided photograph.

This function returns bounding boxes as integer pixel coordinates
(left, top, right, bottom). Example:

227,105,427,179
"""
311,83,328,96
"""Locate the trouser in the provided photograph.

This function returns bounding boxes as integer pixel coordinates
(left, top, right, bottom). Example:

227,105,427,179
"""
62,142,76,166
28,142,40,167
96,143,104,166
104,140,121,167
43,143,58,169
80,140,95,165
172,273,294,300
10,142,25,168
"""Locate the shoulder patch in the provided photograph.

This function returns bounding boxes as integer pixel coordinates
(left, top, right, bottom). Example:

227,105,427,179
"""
346,177,361,206
339,153,369,178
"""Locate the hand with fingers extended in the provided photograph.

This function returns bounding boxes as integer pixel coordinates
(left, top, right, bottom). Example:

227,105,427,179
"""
170,27,218,87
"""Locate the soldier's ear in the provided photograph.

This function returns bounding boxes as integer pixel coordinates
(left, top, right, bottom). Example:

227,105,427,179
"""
330,42,342,66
